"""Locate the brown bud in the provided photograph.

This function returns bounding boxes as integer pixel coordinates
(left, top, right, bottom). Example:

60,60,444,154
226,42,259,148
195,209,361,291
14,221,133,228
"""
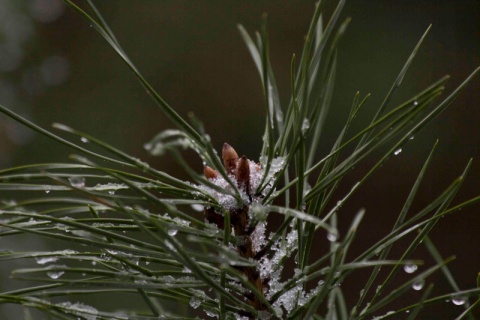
235,155,251,196
203,166,218,180
222,143,238,174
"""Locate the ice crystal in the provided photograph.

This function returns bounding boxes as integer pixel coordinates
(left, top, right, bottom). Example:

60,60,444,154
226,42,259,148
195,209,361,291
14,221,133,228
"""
189,296,202,309
250,203,269,222
260,229,299,299
251,222,267,253
197,175,238,210
205,308,219,318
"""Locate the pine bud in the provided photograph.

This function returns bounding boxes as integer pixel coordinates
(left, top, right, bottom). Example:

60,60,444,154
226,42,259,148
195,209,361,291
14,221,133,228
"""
236,155,251,196
222,142,238,174
203,166,218,180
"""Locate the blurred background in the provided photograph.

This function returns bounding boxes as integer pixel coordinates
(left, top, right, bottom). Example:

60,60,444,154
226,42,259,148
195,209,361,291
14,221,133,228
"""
0,0,478,318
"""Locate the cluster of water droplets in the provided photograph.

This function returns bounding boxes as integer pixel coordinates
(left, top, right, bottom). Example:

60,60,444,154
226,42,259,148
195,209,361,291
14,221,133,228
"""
401,263,469,307
33,250,78,280
189,289,208,310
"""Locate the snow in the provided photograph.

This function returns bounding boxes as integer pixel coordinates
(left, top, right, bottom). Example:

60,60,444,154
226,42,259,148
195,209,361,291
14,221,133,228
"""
198,156,285,212
56,302,98,320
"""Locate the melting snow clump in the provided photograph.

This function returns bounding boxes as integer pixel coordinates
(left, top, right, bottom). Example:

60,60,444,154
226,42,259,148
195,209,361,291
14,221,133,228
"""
56,302,98,320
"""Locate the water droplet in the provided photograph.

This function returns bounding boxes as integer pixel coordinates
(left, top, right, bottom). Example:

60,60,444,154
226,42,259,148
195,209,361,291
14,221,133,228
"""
168,229,178,236
412,279,424,291
327,232,338,242
44,185,51,194
108,190,115,195
403,264,417,274
190,204,204,212
393,148,402,156
68,176,85,188
409,135,415,140
47,271,65,279
301,118,310,136
143,143,152,150
452,295,466,306
80,137,89,143
413,100,419,106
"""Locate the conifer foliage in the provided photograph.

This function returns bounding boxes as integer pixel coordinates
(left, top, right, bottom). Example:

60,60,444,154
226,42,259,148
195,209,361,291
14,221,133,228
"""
0,1,479,319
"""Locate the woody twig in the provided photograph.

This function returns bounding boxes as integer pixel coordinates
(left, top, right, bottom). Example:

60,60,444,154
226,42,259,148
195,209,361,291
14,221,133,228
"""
203,143,266,312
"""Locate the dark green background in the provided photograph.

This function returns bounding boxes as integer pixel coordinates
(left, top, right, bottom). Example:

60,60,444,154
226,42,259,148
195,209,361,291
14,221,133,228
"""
0,1,478,318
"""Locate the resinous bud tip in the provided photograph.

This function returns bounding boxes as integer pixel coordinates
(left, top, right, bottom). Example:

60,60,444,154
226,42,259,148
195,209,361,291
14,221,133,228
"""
222,142,238,174
203,166,218,180
236,155,251,195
